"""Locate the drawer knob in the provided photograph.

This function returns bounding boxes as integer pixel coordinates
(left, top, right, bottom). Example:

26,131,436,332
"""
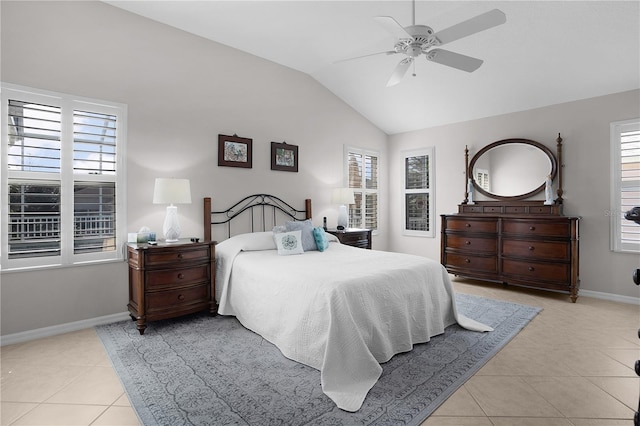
177,273,184,279
465,258,471,263
178,294,185,301
528,246,535,251
177,253,183,259
528,266,535,272
465,223,471,228
529,226,536,231
465,241,471,245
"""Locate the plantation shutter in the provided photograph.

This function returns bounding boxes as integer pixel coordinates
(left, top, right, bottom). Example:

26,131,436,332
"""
347,148,379,231
619,124,640,249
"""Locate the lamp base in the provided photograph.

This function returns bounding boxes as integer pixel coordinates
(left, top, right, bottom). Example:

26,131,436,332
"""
337,204,349,230
163,205,181,242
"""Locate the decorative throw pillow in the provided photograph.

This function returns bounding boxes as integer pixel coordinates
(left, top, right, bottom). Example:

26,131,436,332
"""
313,227,329,252
272,225,287,234
273,230,304,256
285,219,317,251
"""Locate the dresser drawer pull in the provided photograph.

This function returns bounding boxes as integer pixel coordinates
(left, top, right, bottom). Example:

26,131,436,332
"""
465,241,471,245
178,294,185,301
528,266,535,272
465,258,471,263
465,223,471,228
177,273,184,279
529,226,536,231
177,253,184,259
528,246,535,251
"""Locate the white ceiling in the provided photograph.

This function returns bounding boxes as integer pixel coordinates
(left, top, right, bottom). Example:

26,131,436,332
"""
106,1,640,135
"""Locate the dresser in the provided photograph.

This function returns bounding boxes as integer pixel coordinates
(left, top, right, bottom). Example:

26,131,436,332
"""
127,240,216,334
441,212,580,302
327,228,372,249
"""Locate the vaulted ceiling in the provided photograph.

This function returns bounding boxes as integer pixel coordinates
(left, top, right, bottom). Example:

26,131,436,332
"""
106,1,640,135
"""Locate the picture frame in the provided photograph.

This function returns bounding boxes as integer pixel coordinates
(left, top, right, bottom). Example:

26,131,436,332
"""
271,142,298,172
218,134,252,168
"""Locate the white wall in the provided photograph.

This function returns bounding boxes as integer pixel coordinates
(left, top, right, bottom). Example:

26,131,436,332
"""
0,1,388,336
389,89,640,300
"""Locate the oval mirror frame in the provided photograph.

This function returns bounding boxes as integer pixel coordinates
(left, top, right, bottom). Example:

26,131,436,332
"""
468,138,558,201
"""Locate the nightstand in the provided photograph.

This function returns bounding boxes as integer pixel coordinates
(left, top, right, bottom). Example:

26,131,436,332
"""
326,228,372,249
127,239,216,335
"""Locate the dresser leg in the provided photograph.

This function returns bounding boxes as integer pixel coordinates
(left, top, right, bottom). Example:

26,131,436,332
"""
135,318,147,335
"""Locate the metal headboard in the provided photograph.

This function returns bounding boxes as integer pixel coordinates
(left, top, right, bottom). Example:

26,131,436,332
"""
204,194,312,240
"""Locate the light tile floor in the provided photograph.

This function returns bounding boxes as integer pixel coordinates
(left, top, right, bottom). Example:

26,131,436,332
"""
1,279,638,425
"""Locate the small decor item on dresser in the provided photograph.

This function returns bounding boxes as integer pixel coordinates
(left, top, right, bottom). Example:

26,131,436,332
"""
218,134,252,168
467,178,475,204
271,141,298,172
544,174,554,205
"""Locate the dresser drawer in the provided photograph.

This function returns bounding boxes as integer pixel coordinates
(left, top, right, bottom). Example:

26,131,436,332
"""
445,218,497,233
146,284,209,313
446,235,497,253
146,264,210,289
145,247,210,266
502,220,569,236
502,239,570,260
502,259,569,282
444,253,497,273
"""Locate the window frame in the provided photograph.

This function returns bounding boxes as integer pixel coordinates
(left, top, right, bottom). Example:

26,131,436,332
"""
610,118,640,254
402,147,435,238
344,145,379,232
1,83,127,271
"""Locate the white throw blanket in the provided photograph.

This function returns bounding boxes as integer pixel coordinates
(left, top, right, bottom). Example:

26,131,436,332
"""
215,231,492,412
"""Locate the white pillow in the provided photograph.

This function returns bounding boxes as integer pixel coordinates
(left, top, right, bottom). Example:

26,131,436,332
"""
273,230,304,256
285,219,317,251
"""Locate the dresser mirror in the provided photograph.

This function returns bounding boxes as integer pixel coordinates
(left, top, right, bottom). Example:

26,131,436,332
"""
467,138,558,201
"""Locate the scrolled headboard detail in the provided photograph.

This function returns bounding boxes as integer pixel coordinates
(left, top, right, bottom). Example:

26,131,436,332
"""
204,194,312,241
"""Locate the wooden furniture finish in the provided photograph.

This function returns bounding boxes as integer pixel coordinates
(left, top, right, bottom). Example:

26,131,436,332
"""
127,239,216,334
441,214,579,302
327,228,372,249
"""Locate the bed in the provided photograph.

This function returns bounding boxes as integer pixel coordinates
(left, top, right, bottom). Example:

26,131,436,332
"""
204,194,492,412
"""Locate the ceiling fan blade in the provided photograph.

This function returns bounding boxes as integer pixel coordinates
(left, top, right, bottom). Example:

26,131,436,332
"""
333,50,398,64
426,49,483,72
387,58,413,87
374,16,413,40
434,9,506,45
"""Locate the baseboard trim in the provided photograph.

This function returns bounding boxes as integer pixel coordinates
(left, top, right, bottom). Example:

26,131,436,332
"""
1,311,131,346
2,289,638,346
579,289,640,305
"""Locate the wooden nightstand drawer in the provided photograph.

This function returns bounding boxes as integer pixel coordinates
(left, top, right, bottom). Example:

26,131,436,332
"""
145,247,210,266
146,264,210,289
327,228,372,249
146,284,210,314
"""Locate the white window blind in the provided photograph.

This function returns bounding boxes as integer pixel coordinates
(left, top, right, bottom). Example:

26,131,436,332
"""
610,119,640,253
346,147,379,231
2,83,127,270
402,148,435,237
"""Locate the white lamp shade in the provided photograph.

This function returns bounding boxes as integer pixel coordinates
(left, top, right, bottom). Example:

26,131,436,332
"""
331,187,355,205
153,178,192,205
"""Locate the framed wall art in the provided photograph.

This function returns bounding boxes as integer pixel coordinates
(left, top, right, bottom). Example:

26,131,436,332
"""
218,134,252,168
271,142,298,172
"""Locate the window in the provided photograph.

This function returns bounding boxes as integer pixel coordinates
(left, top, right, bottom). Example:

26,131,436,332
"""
610,119,640,253
2,83,127,270
402,148,435,237
345,146,379,231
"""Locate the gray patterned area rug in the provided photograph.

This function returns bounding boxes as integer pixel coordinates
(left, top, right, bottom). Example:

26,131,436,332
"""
96,294,540,426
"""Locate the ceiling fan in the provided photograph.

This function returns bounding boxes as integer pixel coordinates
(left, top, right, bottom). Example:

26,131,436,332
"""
336,2,506,86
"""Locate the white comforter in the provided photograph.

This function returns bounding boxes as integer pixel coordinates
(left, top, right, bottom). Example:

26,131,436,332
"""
215,231,492,412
